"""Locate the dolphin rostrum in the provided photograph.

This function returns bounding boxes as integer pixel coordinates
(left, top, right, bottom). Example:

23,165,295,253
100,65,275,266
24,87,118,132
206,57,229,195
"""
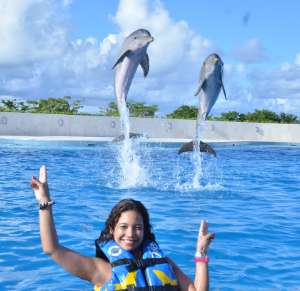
113,29,154,112
178,53,227,156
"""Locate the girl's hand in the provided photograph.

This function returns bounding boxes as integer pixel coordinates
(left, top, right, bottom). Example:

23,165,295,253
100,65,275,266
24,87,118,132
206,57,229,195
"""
196,220,215,255
30,165,50,203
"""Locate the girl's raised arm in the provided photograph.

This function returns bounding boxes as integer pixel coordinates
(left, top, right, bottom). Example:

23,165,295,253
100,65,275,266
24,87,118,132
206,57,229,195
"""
168,220,215,291
31,166,110,285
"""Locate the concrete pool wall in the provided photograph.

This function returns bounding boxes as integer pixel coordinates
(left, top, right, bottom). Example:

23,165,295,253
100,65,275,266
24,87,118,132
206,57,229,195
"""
0,112,300,142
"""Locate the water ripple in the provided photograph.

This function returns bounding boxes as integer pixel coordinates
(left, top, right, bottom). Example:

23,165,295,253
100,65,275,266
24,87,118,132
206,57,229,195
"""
1,141,300,290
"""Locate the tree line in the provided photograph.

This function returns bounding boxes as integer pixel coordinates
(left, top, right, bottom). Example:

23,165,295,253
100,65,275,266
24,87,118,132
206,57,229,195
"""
0,96,81,115
1,97,299,124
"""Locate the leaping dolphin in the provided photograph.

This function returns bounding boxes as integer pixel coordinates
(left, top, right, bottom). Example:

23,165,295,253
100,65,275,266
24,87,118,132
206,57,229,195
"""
178,53,227,156
194,53,227,120
113,29,154,112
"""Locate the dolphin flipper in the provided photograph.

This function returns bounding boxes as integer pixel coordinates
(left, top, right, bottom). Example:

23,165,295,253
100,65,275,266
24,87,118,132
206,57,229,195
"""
221,80,227,100
112,50,131,69
140,53,149,77
194,79,207,96
178,140,216,156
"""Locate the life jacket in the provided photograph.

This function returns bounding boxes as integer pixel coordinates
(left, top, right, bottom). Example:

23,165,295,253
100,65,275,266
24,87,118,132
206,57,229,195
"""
94,239,179,291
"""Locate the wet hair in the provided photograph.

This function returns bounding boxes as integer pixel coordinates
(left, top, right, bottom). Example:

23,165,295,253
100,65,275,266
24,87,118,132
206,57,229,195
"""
98,198,155,244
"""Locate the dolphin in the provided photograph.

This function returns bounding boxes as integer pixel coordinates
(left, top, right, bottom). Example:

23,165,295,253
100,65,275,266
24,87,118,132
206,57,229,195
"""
194,53,227,120
178,53,227,156
113,29,154,112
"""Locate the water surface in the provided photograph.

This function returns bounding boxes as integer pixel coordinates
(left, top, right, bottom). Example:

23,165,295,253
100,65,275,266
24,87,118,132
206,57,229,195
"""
0,140,299,290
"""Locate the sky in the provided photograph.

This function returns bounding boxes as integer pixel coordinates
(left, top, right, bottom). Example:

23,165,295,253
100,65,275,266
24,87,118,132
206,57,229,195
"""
1,0,300,116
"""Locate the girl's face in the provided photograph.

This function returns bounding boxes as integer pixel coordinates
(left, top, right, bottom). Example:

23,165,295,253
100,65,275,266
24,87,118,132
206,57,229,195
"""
113,210,144,251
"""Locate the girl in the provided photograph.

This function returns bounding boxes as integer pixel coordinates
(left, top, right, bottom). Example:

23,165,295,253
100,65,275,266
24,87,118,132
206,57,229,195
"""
31,165,215,291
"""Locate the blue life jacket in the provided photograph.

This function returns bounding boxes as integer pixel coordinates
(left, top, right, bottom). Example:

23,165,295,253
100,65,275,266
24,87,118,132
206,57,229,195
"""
94,240,179,291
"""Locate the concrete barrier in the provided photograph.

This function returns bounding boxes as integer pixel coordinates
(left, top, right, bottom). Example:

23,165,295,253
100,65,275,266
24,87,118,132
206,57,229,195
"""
0,112,300,142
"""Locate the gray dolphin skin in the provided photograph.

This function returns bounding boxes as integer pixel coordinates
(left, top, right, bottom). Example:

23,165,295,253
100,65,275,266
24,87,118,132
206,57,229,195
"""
178,53,227,156
194,53,227,120
113,29,154,112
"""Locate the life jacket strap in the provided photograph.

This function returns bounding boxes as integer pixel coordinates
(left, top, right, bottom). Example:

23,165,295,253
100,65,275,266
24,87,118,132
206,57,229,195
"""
111,258,169,272
115,285,180,291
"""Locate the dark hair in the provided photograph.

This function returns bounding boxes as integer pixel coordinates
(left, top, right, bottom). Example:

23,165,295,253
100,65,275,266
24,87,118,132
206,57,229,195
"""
98,199,155,244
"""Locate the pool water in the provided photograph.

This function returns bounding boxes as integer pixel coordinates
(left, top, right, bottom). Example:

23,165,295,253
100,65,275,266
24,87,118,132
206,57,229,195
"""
0,139,300,290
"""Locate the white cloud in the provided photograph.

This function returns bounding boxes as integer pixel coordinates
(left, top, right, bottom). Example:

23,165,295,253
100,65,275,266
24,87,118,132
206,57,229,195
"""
243,55,300,114
232,38,267,64
62,0,73,6
0,0,68,66
295,53,300,66
0,0,117,104
110,0,216,113
0,0,220,114
224,63,246,75
114,0,214,74
2,0,298,117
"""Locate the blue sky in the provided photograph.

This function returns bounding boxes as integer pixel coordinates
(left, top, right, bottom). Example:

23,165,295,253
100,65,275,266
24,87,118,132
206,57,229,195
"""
1,0,300,116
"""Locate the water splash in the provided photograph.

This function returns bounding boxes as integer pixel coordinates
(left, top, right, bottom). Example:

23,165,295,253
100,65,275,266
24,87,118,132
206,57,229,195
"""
116,102,148,188
175,180,224,192
105,110,222,190
172,119,223,191
172,152,223,192
189,118,205,189
191,143,203,188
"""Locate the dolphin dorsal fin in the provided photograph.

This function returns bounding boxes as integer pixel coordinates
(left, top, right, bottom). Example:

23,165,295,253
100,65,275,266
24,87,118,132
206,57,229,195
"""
140,53,149,77
112,50,131,69
194,79,207,96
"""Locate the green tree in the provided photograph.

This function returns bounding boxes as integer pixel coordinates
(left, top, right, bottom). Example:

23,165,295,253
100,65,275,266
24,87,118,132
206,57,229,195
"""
279,112,298,124
212,109,299,123
238,113,247,122
167,105,198,119
0,96,82,114
0,99,19,111
105,101,158,117
213,111,247,122
246,109,280,123
18,101,30,112
105,102,119,116
29,96,82,114
214,111,240,121
128,101,158,117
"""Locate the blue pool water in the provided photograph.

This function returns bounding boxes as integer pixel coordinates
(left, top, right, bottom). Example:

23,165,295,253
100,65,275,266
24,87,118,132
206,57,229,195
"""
0,139,300,290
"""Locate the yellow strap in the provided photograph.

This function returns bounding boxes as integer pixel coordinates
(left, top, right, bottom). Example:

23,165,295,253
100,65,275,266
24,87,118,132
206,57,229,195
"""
153,270,177,286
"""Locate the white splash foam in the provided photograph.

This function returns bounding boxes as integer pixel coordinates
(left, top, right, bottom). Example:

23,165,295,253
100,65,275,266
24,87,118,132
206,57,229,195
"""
116,103,148,188
191,147,203,188
174,181,224,192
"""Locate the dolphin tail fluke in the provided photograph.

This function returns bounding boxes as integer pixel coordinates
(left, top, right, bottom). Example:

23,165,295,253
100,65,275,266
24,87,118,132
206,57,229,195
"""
178,141,194,154
178,140,216,156
200,141,216,156
113,132,143,142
